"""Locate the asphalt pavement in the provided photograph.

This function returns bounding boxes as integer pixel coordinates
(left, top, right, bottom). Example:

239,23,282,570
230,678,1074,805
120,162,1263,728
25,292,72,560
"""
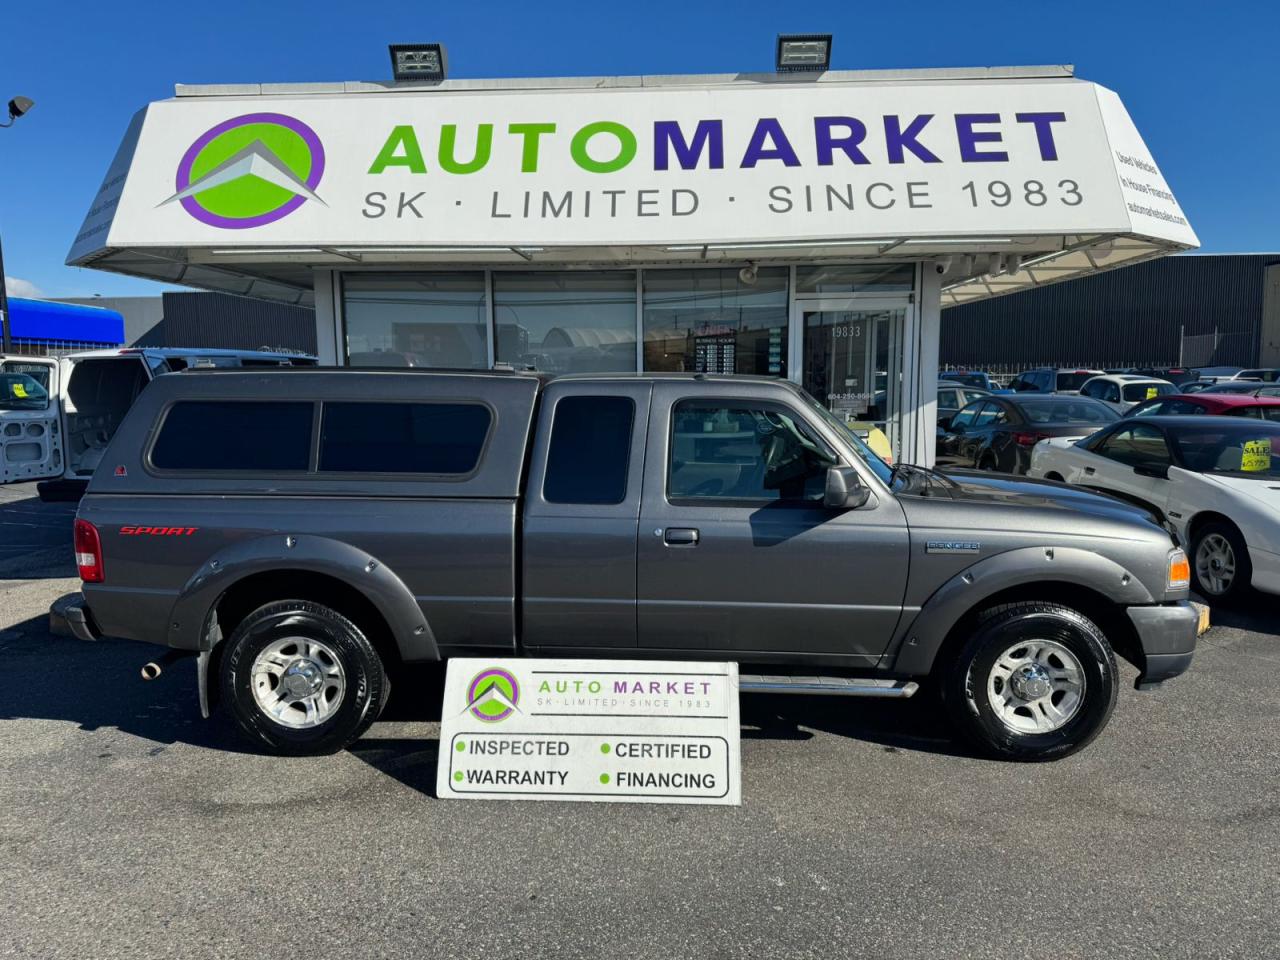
0,481,1277,959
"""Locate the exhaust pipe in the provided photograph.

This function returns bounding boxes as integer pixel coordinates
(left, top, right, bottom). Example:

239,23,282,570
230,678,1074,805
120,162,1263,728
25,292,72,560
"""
141,649,193,681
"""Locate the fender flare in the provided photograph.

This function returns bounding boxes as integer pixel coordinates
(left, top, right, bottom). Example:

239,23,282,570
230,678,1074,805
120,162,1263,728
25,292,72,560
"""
890,546,1155,676
166,533,439,662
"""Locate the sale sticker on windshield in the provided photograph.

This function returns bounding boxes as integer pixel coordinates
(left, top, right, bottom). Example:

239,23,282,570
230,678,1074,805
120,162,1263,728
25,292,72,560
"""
1241,439,1272,472
437,658,741,805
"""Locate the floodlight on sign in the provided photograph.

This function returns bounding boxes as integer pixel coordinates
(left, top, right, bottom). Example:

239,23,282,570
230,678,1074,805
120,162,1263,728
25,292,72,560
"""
389,43,448,82
775,34,832,72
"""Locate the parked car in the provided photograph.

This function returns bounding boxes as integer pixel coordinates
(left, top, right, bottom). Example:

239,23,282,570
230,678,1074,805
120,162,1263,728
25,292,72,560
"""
936,382,992,456
1008,368,1105,394
938,370,1003,392
51,369,1197,762
1124,393,1280,421
0,348,317,498
1199,381,1280,397
1029,416,1280,601
938,394,1119,474
1079,374,1176,412
1124,367,1200,386
1229,368,1280,383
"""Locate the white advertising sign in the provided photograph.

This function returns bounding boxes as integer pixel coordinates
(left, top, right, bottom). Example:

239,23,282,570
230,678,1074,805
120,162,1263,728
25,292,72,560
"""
72,77,1196,259
437,658,741,805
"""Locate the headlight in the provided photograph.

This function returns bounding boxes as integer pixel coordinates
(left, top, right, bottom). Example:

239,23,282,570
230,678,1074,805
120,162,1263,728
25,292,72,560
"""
1167,548,1190,590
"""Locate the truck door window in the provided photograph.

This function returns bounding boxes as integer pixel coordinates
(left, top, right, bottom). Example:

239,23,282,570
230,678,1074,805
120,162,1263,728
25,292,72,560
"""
151,401,313,472
543,396,634,504
0,373,50,410
668,400,835,502
1,361,51,391
319,401,491,475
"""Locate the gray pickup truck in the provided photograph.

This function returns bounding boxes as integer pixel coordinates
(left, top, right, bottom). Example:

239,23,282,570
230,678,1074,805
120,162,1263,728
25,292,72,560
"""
52,369,1198,761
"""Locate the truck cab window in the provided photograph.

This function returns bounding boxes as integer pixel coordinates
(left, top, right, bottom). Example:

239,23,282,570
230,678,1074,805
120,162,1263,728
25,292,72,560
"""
543,396,634,504
668,401,834,502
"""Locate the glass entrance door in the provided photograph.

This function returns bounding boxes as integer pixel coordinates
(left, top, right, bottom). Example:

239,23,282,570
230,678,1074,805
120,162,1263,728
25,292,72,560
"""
800,301,907,460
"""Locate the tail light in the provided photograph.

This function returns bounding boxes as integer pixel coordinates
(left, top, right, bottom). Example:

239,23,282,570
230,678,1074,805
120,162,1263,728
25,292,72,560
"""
1014,432,1048,446
74,518,104,583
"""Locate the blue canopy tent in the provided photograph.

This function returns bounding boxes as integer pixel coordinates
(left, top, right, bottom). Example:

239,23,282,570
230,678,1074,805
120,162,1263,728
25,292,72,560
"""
5,297,125,351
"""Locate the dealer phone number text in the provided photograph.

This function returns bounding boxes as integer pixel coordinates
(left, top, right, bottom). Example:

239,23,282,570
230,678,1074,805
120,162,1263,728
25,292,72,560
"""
961,179,1083,208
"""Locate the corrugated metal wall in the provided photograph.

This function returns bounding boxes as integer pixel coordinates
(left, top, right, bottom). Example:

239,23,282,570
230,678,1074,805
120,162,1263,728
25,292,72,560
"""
941,254,1278,370
135,292,317,354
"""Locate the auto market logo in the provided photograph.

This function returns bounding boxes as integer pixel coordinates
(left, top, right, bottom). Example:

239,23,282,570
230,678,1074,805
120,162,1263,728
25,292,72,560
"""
161,112,325,228
466,667,520,723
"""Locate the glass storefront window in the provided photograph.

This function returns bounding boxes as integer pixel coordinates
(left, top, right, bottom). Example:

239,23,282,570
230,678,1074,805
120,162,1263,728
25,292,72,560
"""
796,263,914,295
801,305,906,455
643,268,788,376
343,273,487,368
494,271,637,373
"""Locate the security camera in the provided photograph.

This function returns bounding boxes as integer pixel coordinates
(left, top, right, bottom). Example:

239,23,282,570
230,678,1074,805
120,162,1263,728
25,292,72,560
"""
933,257,953,276
738,264,758,286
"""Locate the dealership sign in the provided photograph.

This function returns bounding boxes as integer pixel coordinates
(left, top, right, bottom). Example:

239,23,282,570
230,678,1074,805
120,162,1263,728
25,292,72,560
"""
69,78,1196,261
437,658,742,805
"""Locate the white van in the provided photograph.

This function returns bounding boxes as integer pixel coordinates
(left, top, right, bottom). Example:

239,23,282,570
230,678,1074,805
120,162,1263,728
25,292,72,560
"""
0,348,316,495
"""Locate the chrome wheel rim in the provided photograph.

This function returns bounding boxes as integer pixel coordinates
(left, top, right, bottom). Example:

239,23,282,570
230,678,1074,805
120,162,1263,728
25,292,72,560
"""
250,636,345,729
1194,533,1236,596
986,639,1086,735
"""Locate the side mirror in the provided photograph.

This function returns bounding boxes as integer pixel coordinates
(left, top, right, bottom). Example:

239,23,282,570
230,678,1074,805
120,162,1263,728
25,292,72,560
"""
824,466,872,510
1134,463,1169,479
937,415,953,430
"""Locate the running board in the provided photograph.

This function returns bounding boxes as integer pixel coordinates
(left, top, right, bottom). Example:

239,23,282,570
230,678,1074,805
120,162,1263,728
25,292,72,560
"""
739,675,919,698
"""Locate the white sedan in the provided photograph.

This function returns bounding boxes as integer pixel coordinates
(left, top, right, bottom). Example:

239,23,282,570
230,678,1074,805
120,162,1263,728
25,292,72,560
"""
1028,416,1280,601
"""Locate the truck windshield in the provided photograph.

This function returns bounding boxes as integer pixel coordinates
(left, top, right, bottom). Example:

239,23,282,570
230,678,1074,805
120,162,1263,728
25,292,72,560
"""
0,373,50,410
802,394,894,485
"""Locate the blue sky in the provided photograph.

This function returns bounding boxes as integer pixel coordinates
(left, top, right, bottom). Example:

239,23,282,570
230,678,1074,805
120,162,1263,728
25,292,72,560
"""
1,0,1276,299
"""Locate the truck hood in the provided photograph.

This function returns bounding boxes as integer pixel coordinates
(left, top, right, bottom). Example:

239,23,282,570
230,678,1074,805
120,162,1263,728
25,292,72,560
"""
938,468,1163,526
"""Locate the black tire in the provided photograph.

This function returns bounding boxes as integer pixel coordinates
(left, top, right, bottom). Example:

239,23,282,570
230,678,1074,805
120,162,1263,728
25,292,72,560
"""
1190,520,1252,603
942,602,1119,761
219,600,388,756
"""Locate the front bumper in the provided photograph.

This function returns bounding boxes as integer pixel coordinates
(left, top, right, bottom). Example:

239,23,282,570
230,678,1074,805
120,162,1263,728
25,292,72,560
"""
49,593,102,642
1125,601,1198,689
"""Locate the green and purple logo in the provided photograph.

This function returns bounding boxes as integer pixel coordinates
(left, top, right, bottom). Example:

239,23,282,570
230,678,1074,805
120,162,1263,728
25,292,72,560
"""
467,667,520,723
161,112,325,228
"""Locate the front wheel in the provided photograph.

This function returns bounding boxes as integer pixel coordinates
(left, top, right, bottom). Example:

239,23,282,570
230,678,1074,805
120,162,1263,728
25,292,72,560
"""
942,602,1119,761
219,600,389,756
1191,521,1251,602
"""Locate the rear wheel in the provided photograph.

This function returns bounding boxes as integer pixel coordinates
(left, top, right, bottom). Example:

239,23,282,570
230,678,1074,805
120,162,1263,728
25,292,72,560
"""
942,602,1119,761
1191,521,1251,602
219,600,388,756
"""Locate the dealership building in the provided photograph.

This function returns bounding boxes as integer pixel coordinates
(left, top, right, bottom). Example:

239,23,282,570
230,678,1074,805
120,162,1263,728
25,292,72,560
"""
67,57,1195,465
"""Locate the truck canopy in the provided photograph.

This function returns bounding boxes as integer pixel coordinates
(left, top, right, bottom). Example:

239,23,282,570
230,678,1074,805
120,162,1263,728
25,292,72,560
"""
89,369,541,499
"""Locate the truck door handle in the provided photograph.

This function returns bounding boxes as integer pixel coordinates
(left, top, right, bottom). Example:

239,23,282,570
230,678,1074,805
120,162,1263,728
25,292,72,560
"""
664,527,700,546
1084,467,1095,475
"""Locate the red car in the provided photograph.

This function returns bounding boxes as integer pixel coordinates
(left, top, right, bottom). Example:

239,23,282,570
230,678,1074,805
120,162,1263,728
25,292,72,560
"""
1124,392,1280,421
